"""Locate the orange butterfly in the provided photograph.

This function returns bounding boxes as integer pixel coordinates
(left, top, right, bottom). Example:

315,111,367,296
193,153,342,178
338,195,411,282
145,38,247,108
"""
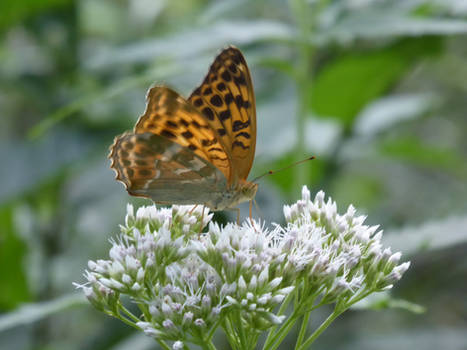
109,46,258,211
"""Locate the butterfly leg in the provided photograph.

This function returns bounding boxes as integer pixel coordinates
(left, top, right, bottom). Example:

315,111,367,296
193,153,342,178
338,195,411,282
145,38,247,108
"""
234,207,241,225
249,200,260,233
189,204,198,215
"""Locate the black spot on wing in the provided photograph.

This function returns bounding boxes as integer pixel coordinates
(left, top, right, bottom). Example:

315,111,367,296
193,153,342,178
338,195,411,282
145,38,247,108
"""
228,63,237,73
234,74,246,86
182,131,194,139
219,110,231,121
217,82,226,91
233,120,250,132
165,120,177,128
236,132,250,139
201,139,217,147
210,95,223,107
203,87,213,95
235,95,244,109
193,98,203,107
232,141,248,150
221,71,231,81
202,107,215,121
161,129,176,139
225,93,234,104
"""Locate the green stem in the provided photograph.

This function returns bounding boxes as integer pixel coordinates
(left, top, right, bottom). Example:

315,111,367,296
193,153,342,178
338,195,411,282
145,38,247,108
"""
223,318,240,350
155,339,172,350
118,303,141,323
264,312,299,350
199,338,217,350
109,310,140,330
207,317,223,341
294,311,310,349
263,291,294,350
297,308,343,350
233,310,248,349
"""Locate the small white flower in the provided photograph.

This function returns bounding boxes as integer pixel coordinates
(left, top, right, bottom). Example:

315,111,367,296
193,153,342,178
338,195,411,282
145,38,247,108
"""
121,274,132,284
389,252,402,265
173,341,184,350
131,282,141,291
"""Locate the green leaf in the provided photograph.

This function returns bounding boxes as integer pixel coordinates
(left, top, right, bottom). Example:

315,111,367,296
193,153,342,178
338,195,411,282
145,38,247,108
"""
383,215,467,255
85,20,294,70
379,136,467,179
352,292,426,314
354,93,439,136
0,205,31,309
316,7,467,43
0,293,85,331
0,0,72,32
310,38,442,128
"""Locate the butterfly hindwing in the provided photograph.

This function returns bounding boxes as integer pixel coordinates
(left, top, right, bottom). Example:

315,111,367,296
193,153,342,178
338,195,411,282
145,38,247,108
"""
109,132,228,204
188,46,256,184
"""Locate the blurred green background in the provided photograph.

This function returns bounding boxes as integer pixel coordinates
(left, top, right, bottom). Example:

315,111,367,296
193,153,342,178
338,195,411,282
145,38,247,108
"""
1,0,466,349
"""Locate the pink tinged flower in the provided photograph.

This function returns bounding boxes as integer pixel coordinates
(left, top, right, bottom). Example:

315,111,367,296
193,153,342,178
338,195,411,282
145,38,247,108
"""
194,318,206,327
389,252,402,265
163,319,175,329
183,312,193,325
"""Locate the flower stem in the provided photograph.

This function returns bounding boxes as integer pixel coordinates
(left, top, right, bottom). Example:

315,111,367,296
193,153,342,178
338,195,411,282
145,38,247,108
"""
155,339,171,350
263,312,299,350
263,289,294,349
294,311,310,349
223,317,240,350
297,308,343,350
118,303,141,323
233,310,248,349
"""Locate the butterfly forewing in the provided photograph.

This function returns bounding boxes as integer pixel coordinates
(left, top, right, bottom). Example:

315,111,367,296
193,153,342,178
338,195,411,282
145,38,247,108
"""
110,132,228,204
134,86,232,180
109,46,258,210
188,47,256,184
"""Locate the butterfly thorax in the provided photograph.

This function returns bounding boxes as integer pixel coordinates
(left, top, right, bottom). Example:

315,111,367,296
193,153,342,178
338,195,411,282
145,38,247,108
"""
207,180,258,211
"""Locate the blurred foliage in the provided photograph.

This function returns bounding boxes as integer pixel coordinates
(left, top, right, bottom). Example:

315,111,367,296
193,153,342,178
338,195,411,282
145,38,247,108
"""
1,0,466,349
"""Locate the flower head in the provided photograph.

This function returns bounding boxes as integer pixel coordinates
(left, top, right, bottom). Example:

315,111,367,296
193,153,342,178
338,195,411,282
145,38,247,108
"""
76,187,409,348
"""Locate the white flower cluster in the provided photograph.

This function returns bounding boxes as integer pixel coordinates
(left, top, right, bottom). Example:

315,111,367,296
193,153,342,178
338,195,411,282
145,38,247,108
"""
76,187,409,349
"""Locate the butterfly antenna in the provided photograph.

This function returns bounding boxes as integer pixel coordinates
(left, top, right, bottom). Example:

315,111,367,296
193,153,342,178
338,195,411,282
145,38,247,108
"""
251,156,315,183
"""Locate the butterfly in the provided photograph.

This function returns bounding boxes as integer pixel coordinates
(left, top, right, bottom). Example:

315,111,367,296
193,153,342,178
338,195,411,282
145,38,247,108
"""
109,46,258,211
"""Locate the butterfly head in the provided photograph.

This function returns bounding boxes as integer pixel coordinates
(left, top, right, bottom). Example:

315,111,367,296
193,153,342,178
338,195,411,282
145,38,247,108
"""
206,180,258,211
239,180,258,202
